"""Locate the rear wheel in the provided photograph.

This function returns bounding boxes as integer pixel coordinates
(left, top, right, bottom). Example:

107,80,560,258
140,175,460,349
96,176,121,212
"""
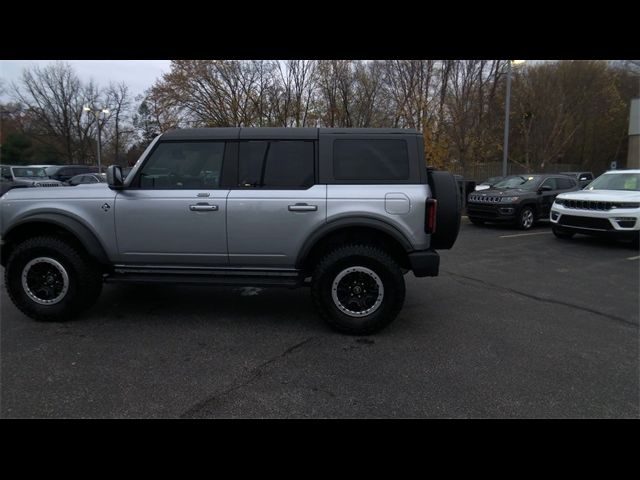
311,244,405,335
518,206,535,230
552,226,575,239
5,236,103,321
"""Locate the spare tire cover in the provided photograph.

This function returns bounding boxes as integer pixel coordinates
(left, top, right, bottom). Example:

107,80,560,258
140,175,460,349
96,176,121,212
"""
428,170,461,249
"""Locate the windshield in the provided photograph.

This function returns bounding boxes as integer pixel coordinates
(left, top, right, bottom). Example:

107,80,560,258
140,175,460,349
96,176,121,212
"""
492,175,541,190
481,176,502,184
12,167,48,178
585,173,640,191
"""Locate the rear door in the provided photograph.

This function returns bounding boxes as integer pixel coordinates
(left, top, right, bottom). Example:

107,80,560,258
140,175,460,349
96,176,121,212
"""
114,140,230,266
226,139,326,268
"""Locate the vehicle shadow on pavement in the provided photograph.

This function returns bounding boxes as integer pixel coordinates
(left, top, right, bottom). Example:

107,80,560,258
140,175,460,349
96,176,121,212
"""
553,235,640,251
90,283,325,330
464,220,552,232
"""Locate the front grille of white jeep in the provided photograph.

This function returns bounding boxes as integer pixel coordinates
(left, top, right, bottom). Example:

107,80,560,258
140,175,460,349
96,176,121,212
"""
560,200,639,210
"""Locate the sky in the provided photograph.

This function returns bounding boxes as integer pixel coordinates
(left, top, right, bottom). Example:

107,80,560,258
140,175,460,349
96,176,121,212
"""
0,60,171,101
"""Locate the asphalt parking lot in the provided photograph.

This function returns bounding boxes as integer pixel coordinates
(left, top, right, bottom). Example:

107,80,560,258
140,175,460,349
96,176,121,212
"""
1,219,638,418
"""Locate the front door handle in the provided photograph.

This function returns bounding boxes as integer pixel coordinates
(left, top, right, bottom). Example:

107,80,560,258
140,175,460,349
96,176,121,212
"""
189,203,219,212
288,203,317,212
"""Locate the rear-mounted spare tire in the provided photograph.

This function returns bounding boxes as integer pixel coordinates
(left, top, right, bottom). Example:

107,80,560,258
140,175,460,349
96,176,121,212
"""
427,170,461,249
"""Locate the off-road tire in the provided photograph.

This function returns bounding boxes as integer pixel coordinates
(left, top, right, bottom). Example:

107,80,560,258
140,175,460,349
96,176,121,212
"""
311,244,405,335
427,170,461,249
4,235,103,321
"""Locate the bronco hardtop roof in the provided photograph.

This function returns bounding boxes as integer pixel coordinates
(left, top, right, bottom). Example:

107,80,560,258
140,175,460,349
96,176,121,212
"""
160,127,420,141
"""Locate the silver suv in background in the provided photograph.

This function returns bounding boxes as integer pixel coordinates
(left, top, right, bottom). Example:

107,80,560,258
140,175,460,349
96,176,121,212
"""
0,128,461,334
1,165,62,187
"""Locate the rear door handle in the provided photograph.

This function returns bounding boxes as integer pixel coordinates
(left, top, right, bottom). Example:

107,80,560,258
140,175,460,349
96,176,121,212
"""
288,203,317,212
189,203,219,212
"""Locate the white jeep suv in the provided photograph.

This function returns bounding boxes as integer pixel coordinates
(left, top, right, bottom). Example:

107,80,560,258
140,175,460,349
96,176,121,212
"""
550,169,640,244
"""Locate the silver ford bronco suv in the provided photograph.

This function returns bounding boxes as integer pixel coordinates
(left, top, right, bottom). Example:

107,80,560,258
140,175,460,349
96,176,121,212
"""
0,128,461,334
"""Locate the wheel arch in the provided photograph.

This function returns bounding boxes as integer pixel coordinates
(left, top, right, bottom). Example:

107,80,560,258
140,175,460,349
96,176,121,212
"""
1,214,110,268
296,218,413,274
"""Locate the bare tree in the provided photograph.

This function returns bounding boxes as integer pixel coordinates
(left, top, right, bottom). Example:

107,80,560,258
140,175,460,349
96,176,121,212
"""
103,82,133,165
11,62,101,164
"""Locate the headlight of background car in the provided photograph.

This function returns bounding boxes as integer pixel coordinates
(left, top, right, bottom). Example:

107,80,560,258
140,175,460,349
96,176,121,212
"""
500,196,519,203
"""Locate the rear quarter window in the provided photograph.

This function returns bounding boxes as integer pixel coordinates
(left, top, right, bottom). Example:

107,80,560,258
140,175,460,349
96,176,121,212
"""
333,139,409,181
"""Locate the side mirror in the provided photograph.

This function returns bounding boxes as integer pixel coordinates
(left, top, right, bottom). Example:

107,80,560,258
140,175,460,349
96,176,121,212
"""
539,185,553,192
107,165,124,190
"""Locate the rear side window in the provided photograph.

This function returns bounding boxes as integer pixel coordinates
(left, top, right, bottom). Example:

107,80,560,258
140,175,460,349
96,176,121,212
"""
238,141,314,189
333,139,409,181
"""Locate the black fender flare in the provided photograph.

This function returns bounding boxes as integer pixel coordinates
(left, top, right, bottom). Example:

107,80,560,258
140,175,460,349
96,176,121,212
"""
296,216,413,269
3,213,110,265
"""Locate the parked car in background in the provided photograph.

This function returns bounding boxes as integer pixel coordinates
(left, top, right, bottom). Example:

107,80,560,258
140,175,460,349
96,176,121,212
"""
467,174,579,229
551,169,640,244
44,165,98,183
67,173,107,185
560,171,595,189
474,176,503,191
1,165,62,187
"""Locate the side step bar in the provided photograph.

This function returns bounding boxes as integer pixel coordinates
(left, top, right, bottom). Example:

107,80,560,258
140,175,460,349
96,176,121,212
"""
104,266,304,288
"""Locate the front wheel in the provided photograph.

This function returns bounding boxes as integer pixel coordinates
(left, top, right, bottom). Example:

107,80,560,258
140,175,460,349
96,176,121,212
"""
518,206,536,230
311,244,405,335
4,236,103,321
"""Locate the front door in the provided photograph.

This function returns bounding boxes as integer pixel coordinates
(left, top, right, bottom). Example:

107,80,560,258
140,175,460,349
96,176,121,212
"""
539,177,560,216
115,140,229,266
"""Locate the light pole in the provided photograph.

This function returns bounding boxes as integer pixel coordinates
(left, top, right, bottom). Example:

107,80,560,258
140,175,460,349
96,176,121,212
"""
502,60,526,177
83,106,110,174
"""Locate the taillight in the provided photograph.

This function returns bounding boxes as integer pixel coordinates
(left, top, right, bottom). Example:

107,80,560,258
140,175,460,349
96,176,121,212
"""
426,199,437,233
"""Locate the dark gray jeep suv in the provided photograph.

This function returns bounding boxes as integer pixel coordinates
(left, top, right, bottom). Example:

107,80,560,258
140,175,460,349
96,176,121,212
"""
467,174,580,229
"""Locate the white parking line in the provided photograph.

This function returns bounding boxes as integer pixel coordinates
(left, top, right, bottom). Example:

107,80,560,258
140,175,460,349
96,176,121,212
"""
499,231,553,238
627,255,640,261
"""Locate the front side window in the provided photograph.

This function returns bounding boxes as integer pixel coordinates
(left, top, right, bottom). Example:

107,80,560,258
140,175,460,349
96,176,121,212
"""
238,141,314,188
540,178,558,190
556,177,575,189
333,139,409,181
137,141,225,189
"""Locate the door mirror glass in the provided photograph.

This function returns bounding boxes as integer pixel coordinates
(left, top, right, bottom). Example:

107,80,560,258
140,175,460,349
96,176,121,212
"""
539,185,553,192
107,165,124,189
